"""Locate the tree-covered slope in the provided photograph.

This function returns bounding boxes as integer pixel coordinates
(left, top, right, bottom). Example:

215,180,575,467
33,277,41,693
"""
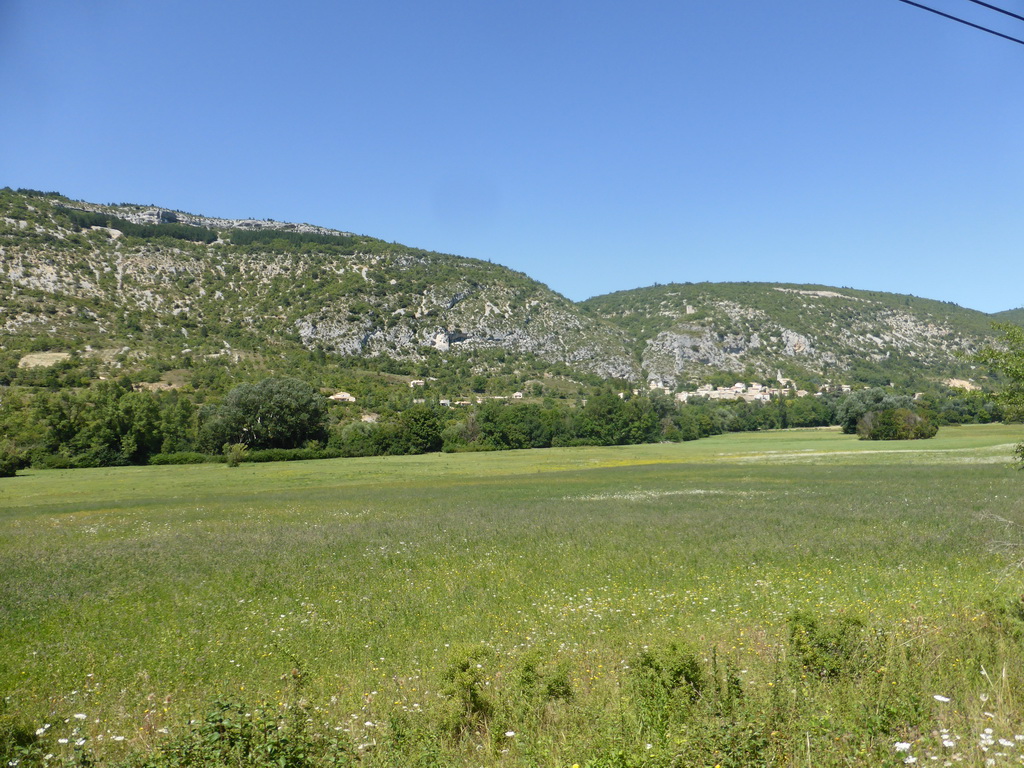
992,307,1024,326
0,189,636,383
581,282,1002,390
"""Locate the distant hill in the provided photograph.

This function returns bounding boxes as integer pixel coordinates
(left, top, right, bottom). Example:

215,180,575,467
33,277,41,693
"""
992,307,1024,326
0,188,1013,394
581,282,1003,390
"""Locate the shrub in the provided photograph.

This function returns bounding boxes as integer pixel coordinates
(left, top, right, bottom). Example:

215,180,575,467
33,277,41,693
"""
223,443,248,467
128,698,358,768
440,647,494,738
788,611,872,679
148,451,211,465
627,641,706,734
243,447,342,463
0,451,20,478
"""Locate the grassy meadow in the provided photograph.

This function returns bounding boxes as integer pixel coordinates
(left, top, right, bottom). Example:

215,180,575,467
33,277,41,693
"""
2,424,1024,767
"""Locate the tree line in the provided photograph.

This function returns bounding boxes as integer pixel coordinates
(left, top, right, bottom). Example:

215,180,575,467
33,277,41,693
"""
0,373,1004,475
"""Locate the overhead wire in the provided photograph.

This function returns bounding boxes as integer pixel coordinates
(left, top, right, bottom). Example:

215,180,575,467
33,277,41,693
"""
895,0,1024,45
959,0,1024,24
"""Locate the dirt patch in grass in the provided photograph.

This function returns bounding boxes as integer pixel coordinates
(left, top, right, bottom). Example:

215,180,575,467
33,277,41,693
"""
17,351,71,368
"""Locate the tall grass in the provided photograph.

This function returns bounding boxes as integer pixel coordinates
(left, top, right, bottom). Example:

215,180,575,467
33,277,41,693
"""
1,424,1022,766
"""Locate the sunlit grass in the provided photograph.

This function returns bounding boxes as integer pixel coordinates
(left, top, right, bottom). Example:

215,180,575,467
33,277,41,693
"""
1,423,1022,766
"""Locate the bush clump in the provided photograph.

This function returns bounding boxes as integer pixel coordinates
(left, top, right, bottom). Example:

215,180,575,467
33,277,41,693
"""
0,450,22,478
788,611,872,679
856,408,937,440
628,641,707,733
148,451,212,465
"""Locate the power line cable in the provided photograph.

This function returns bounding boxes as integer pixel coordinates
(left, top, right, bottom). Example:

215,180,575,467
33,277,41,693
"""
960,0,1024,24
895,0,1024,45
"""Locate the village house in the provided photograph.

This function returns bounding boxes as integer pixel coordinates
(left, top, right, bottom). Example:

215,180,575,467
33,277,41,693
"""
675,379,819,404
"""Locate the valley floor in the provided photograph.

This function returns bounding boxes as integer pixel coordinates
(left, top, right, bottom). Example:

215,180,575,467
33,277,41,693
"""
2,423,1023,767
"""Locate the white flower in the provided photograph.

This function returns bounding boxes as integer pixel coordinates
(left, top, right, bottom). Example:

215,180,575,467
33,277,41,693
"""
934,695,951,703
57,739,68,745
74,739,86,747
905,757,918,765
112,736,124,742
943,740,955,748
504,731,515,738
895,742,913,752
72,714,87,720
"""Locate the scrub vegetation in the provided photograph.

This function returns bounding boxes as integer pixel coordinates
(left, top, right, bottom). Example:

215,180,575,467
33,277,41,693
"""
2,424,1023,767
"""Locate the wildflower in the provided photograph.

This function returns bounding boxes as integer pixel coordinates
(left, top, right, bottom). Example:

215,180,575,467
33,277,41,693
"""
934,695,951,703
74,739,85,747
72,714,87,720
904,758,918,765
504,731,515,738
57,739,68,745
895,742,913,752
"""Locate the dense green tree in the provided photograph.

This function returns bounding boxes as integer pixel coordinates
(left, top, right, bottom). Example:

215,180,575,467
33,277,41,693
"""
975,323,1024,466
199,377,328,450
834,388,914,434
395,404,444,454
975,323,1024,422
856,408,937,440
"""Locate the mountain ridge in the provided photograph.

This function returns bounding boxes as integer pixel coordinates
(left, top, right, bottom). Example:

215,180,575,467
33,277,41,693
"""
0,188,1015,394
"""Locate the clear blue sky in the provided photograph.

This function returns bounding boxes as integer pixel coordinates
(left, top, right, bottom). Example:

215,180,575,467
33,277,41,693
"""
2,0,1021,312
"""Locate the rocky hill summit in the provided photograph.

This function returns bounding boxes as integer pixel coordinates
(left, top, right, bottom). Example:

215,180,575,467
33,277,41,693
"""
0,189,636,381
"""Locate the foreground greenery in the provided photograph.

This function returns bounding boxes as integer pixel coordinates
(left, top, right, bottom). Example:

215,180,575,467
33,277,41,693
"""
2,424,1023,767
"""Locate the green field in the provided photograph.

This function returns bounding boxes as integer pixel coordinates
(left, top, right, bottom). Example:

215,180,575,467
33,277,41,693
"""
2,425,1024,767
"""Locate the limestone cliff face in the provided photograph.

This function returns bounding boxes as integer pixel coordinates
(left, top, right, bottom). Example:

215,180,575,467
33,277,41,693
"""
292,274,635,378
